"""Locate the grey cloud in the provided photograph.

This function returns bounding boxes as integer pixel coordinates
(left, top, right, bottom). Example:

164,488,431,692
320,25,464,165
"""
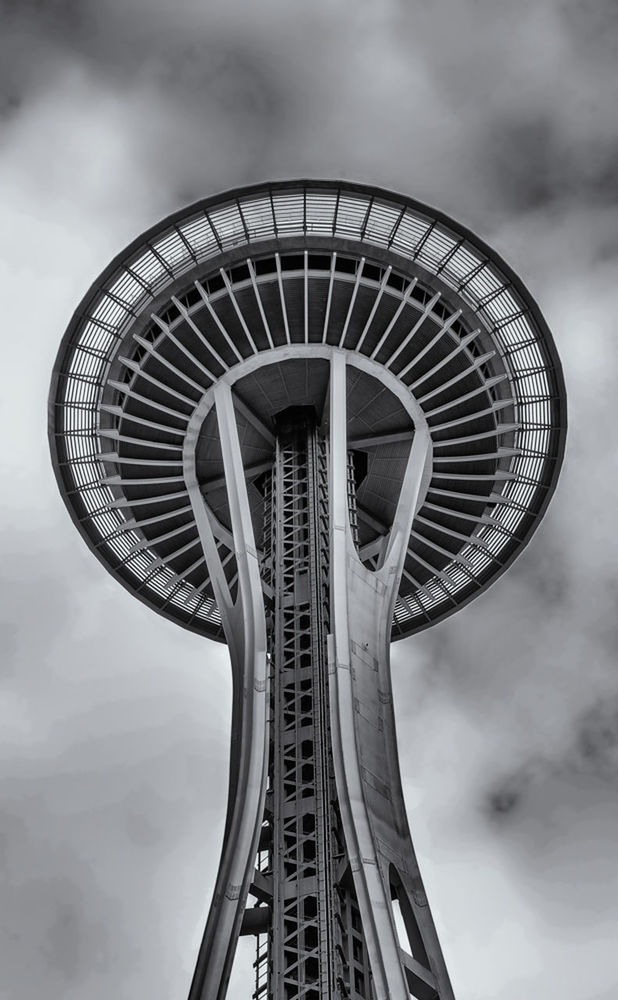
561,0,618,58
10,0,618,226
0,804,137,997
480,109,618,213
575,695,618,776
3,0,618,997
483,692,618,826
485,767,533,822
0,516,231,999
486,114,560,212
0,0,291,198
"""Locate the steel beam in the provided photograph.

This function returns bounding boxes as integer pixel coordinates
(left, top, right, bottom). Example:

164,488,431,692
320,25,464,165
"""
184,382,269,1000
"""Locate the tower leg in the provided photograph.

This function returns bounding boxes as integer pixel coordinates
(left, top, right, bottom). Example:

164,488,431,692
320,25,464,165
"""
185,382,269,1000
328,351,454,1000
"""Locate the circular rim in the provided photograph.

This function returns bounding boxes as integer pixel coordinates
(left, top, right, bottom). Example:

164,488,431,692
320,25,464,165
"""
49,179,567,641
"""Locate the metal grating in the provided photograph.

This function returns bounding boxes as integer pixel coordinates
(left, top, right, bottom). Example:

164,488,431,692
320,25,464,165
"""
49,181,566,641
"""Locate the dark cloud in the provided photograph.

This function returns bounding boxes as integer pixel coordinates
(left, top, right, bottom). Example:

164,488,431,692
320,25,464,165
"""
0,0,292,222
481,693,618,835
5,0,618,231
482,110,618,213
485,114,560,212
486,770,529,821
575,695,618,776
561,0,618,59
0,2,288,140
0,93,21,122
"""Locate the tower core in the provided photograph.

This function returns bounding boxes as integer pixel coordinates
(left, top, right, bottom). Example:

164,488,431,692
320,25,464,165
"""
49,181,566,999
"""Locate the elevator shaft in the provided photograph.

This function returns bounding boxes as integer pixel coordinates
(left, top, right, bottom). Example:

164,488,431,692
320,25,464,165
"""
263,408,373,1000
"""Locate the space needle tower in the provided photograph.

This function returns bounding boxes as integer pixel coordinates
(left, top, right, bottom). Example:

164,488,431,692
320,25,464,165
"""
49,181,566,1000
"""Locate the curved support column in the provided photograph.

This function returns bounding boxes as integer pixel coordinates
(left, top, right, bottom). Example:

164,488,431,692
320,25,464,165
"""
180,348,454,1000
184,383,269,1000
328,351,455,1000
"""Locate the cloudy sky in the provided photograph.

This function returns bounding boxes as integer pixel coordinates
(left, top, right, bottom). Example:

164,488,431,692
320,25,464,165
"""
1,1,618,998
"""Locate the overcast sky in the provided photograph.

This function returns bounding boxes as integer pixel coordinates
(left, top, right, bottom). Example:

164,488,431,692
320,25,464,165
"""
1,1,618,998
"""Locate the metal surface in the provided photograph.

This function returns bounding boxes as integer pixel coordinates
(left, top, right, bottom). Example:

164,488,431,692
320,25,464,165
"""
184,380,269,1000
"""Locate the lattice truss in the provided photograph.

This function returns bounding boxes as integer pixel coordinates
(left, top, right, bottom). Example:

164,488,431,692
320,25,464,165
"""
50,181,566,642
243,411,377,1000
